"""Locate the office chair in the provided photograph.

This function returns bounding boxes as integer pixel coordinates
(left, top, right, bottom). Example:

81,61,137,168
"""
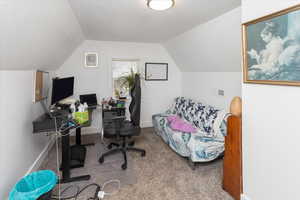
99,74,146,170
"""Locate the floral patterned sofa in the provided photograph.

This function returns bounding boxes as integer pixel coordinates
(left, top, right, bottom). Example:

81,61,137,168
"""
152,97,228,165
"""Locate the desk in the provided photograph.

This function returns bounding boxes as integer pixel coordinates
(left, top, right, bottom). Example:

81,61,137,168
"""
33,108,96,183
102,106,126,123
60,127,90,183
75,109,94,146
71,109,94,169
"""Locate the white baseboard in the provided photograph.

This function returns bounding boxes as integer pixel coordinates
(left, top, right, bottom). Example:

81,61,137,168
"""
25,136,56,176
141,121,153,128
241,194,251,200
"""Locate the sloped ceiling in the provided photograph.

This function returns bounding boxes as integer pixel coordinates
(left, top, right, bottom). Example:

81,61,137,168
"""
0,0,241,72
69,0,241,43
0,0,84,70
164,7,242,72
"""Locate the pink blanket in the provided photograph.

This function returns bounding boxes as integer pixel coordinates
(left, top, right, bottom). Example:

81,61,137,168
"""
167,115,197,133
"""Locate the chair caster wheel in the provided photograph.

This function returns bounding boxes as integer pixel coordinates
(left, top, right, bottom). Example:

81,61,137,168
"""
99,157,104,164
108,144,113,149
141,151,146,157
121,164,127,170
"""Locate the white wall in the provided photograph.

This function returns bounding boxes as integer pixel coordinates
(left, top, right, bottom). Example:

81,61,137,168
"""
57,40,182,128
166,7,242,111
0,0,84,71
0,71,52,199
182,72,241,110
164,7,242,72
242,1,300,200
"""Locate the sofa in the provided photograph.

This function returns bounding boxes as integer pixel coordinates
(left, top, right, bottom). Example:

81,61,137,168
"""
152,97,228,164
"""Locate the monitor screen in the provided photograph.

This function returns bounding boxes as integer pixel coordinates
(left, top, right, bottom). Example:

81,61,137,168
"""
80,94,98,107
51,77,74,105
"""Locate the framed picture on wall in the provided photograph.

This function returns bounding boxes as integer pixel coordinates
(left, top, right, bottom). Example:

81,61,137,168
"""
34,70,50,102
85,52,98,68
242,4,300,86
145,63,168,81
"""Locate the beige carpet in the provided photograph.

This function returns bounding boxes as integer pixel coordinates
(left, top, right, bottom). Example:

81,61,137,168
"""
40,128,233,200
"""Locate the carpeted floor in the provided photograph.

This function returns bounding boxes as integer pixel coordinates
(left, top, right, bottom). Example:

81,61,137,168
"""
40,128,233,200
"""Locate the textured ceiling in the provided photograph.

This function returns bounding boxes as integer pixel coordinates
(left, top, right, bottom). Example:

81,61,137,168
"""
69,0,241,43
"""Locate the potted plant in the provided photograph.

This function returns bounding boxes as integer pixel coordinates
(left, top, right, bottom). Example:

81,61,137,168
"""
118,68,140,92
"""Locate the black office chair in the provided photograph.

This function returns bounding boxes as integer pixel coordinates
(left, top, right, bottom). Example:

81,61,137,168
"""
99,74,146,170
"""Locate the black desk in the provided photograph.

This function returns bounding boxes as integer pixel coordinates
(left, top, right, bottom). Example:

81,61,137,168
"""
72,109,95,169
33,109,95,183
75,108,94,146
60,127,90,183
102,106,126,123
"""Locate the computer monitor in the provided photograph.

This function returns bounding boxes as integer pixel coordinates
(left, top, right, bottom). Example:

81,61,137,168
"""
51,77,74,105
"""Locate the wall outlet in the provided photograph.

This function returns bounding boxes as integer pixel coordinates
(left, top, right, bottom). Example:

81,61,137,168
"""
218,89,224,96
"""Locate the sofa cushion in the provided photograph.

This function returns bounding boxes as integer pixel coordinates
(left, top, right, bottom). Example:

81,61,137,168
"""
170,97,226,138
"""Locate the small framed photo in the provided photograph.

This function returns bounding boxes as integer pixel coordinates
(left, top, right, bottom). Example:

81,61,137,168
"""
145,63,168,81
85,52,98,68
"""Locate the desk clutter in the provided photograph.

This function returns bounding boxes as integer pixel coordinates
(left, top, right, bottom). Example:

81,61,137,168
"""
101,97,126,109
70,101,89,124
28,74,145,199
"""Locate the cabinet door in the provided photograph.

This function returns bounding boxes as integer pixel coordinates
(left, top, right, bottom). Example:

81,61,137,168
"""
103,110,119,119
223,115,242,200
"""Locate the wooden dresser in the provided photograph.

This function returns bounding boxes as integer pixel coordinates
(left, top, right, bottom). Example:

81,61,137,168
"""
223,115,243,200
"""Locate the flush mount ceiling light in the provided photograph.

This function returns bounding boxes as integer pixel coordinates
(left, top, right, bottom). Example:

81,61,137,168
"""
147,0,175,11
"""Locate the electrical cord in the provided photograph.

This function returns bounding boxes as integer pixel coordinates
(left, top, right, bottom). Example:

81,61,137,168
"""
51,185,80,200
50,177,120,200
51,183,101,200
97,179,121,199
52,117,121,200
60,185,80,197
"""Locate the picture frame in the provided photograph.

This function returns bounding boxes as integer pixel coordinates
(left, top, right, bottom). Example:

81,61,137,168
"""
242,4,300,86
145,63,168,81
34,70,50,102
85,52,98,68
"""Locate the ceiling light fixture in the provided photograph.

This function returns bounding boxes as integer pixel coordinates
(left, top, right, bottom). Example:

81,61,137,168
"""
147,0,175,11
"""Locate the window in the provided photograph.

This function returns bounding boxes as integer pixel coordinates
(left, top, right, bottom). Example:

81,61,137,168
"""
112,59,139,98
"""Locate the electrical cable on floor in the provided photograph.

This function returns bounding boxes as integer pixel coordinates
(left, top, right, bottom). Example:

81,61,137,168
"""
60,185,80,197
97,179,121,199
51,117,121,200
51,183,101,200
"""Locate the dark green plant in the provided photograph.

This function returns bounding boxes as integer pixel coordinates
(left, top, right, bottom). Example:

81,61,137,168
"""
118,68,139,91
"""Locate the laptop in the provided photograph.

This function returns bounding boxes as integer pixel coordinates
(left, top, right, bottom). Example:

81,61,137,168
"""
79,94,98,108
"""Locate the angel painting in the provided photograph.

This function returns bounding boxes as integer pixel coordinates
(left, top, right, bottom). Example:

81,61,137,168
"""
243,6,300,85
